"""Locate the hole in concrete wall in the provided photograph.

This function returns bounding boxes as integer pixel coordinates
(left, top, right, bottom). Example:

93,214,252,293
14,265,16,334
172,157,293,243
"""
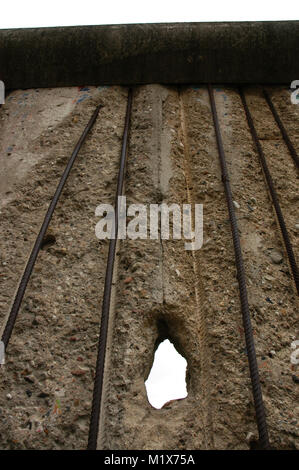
41,233,56,250
145,339,188,409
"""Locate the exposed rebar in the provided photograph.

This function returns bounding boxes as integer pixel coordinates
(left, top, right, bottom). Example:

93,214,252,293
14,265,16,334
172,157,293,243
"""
87,88,133,450
263,88,299,168
1,104,102,349
240,88,299,296
208,84,270,449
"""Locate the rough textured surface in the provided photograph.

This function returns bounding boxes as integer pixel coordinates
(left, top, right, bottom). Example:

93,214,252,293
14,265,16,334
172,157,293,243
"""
1,21,299,89
0,84,298,450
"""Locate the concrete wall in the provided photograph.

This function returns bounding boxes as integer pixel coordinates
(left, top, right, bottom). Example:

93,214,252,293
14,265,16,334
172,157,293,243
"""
0,85,298,449
1,21,299,89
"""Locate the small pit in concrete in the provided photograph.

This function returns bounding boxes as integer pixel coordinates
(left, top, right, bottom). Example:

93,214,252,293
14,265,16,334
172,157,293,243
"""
41,233,56,250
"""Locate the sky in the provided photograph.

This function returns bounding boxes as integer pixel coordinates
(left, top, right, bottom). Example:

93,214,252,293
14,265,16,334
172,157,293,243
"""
1,0,298,29
145,339,187,409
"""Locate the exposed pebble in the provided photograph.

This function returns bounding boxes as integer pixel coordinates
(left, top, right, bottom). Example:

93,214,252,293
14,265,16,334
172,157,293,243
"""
246,431,255,443
71,369,86,377
270,250,283,264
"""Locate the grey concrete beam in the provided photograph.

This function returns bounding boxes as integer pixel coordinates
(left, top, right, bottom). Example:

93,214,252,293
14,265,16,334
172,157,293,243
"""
0,21,298,89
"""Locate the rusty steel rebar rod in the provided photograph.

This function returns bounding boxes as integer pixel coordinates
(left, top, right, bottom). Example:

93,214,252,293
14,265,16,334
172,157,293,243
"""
1,104,102,350
263,88,299,168
208,84,270,449
87,88,133,450
240,88,299,296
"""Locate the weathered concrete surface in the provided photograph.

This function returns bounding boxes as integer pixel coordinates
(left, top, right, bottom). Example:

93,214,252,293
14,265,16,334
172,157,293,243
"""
0,88,83,207
0,21,298,89
0,85,298,449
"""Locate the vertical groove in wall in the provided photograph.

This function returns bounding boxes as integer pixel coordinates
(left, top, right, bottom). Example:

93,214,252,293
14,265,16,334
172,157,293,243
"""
153,88,166,306
178,89,214,449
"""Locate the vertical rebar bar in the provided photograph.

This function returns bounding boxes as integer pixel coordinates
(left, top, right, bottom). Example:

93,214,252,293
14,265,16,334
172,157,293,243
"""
87,89,133,450
208,84,270,449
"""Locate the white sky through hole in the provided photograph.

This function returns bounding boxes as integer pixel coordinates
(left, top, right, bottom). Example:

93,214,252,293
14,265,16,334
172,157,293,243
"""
0,1,298,29
145,339,188,409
